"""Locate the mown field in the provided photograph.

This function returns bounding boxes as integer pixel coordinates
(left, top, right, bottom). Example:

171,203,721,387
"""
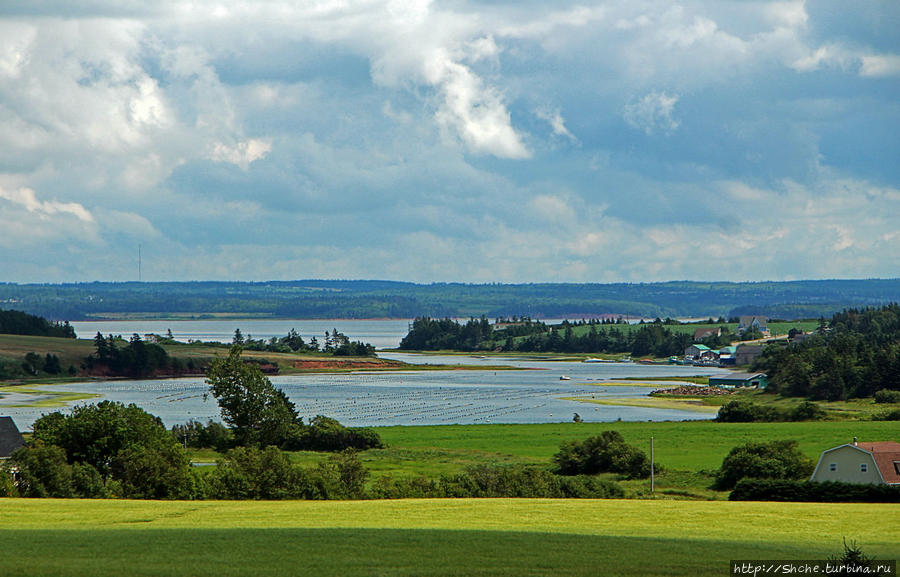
0,498,896,577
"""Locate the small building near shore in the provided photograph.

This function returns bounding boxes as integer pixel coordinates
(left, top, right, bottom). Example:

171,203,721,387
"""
708,372,768,389
734,344,764,365
0,417,26,459
685,344,710,358
810,440,900,485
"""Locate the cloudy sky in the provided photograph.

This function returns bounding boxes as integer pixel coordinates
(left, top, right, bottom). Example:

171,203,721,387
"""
1,1,898,283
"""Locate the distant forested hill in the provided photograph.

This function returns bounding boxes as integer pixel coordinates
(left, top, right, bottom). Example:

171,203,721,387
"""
0,308,76,338
1,279,898,321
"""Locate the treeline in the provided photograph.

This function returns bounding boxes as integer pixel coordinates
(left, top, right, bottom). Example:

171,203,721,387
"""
0,308,75,338
236,328,375,357
399,317,697,357
5,279,900,321
754,303,900,400
84,332,195,378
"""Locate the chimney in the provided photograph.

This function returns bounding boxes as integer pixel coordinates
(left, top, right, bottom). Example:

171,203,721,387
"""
852,437,858,446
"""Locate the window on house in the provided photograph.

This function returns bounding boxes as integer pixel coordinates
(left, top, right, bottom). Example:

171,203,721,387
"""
894,462,900,475
829,463,837,472
860,463,867,473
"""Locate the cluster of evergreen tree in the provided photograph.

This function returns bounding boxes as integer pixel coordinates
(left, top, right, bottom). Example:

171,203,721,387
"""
399,317,695,357
754,304,900,400
0,308,75,338
84,332,189,378
235,328,375,357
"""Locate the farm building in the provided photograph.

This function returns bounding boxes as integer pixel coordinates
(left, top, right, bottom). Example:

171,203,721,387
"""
734,344,764,365
708,372,768,389
0,416,26,458
684,344,711,358
717,346,737,365
810,440,900,485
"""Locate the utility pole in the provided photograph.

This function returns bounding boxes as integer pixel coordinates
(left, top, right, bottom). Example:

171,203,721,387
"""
138,244,142,282
650,436,655,493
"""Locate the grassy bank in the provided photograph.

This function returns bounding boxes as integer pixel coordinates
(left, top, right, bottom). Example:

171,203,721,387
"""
0,499,895,577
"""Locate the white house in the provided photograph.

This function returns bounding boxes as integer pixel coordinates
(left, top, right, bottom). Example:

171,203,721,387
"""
810,440,900,485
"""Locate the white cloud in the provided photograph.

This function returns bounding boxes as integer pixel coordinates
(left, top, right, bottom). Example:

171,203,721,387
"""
536,109,577,142
208,139,272,169
793,45,900,78
426,48,530,159
623,91,679,135
0,186,93,222
859,54,900,78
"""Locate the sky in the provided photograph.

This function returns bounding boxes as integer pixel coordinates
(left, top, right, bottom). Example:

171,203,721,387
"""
0,0,898,284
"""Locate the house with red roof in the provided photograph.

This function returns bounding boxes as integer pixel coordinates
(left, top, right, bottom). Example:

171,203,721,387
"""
810,439,900,485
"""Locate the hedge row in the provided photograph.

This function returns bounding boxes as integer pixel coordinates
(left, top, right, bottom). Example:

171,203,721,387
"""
729,478,900,502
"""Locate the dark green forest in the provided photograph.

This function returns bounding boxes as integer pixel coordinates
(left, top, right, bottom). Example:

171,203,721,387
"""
754,304,900,400
3,278,899,320
0,308,75,338
399,316,698,357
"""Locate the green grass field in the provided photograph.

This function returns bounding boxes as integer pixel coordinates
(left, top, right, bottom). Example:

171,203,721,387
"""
0,498,896,576
372,421,900,473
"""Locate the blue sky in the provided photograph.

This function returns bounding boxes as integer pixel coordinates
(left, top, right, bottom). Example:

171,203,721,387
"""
1,0,898,283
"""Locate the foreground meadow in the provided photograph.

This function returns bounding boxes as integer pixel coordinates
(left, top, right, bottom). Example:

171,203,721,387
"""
1,498,896,576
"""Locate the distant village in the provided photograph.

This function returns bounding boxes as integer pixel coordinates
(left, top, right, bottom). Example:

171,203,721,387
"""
680,315,814,390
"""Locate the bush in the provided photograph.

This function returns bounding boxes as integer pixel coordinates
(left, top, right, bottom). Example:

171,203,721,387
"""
285,415,383,452
872,409,900,421
874,389,900,404
370,475,442,499
0,465,15,497
32,401,182,477
716,400,826,422
715,440,815,490
172,420,234,452
553,431,651,479
112,443,197,499
440,464,624,498
729,478,900,502
28,402,195,499
10,442,74,498
206,445,315,500
716,400,781,422
789,401,827,421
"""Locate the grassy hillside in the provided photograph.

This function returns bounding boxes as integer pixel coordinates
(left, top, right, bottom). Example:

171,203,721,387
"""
0,499,896,577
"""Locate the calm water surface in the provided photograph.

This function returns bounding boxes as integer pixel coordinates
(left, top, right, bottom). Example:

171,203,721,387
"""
5,320,729,430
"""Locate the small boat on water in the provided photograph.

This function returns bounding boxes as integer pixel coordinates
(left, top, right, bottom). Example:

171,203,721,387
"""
582,358,614,363
559,375,571,380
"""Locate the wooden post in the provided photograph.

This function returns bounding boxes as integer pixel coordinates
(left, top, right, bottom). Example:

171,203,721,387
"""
650,436,655,493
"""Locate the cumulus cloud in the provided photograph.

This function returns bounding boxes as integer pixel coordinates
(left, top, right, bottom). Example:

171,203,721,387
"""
0,186,93,222
426,49,530,159
623,91,680,135
0,0,897,283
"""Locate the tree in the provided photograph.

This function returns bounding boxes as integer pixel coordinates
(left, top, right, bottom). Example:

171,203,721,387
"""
43,353,62,375
715,440,815,490
553,431,651,479
206,346,299,447
31,401,182,478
